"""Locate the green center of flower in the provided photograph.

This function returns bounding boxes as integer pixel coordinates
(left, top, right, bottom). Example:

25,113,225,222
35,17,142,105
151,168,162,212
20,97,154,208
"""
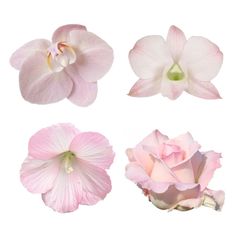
61,151,76,174
167,63,185,81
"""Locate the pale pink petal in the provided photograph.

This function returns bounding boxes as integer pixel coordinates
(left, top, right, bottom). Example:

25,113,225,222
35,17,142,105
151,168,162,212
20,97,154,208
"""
66,66,98,106
129,35,173,79
160,78,187,100
166,25,186,61
149,183,200,210
20,157,60,193
10,39,50,70
29,123,79,160
190,151,206,181
187,79,221,99
175,198,202,210
128,78,161,97
76,160,112,205
52,24,87,43
69,30,113,82
180,36,223,81
198,151,222,190
70,132,114,169
203,188,224,211
19,52,73,104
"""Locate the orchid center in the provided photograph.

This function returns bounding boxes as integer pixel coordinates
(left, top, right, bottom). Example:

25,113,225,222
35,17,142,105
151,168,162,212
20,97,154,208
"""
61,151,76,174
167,63,185,81
47,42,76,72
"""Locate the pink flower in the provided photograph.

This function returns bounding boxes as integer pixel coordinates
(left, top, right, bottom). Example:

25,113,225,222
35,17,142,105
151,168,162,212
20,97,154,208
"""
125,130,224,211
20,123,114,213
10,25,113,106
128,25,223,100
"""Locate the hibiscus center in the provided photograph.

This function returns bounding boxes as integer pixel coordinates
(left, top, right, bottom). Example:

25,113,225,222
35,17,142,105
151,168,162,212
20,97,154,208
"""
61,151,76,174
167,63,185,81
47,42,76,72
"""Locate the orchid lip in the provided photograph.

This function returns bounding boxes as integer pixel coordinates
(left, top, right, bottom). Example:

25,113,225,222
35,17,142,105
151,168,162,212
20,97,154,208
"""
60,151,76,174
167,63,185,81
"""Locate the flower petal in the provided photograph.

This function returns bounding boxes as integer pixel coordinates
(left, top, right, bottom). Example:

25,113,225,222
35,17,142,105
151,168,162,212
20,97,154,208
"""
175,198,202,210
69,30,113,82
10,39,50,70
198,151,222,190
76,160,112,205
19,52,73,104
128,78,161,97
187,79,221,99
66,66,98,106
70,132,114,169
166,25,186,61
29,123,79,160
180,36,223,81
202,188,224,211
129,35,173,79
20,157,60,193
52,24,87,43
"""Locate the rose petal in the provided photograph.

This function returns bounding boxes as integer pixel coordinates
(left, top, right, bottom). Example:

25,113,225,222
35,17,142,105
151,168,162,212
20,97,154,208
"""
180,36,223,81
187,79,221,99
175,198,202,210
70,132,114,169
66,66,98,106
29,123,79,160
129,35,173,79
166,25,186,61
203,188,225,211
190,151,206,182
69,30,113,82
20,157,60,193
19,51,73,104
52,24,87,43
10,39,50,70
198,151,222,190
128,78,161,97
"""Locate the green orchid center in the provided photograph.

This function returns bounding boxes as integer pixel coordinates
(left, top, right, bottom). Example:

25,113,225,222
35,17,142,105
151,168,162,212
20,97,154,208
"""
167,63,185,81
61,151,76,174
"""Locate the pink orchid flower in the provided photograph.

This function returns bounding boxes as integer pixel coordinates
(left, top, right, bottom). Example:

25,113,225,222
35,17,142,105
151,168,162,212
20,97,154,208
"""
125,130,224,211
10,24,113,106
128,26,223,99
20,123,114,213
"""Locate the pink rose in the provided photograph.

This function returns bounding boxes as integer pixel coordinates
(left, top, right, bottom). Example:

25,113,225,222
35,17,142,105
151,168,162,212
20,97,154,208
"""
125,130,224,211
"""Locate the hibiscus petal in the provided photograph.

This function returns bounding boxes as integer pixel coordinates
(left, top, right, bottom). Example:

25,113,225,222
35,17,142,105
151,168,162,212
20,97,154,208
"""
198,151,222,190
10,39,50,70
69,30,113,82
76,160,112,205
29,123,79,160
66,66,98,106
52,24,87,43
187,79,221,99
70,132,114,169
149,183,200,210
128,78,161,97
129,35,173,79
166,25,186,61
19,51,73,104
180,36,223,81
20,157,60,193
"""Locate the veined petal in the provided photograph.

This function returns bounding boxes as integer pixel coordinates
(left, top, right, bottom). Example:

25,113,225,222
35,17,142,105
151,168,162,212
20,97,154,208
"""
187,79,221,99
52,24,87,43
69,30,113,82
128,78,161,97
10,39,50,70
19,51,73,104
129,35,173,79
70,132,114,169
20,157,60,193
29,123,79,160
166,25,187,61
180,36,223,81
66,66,98,106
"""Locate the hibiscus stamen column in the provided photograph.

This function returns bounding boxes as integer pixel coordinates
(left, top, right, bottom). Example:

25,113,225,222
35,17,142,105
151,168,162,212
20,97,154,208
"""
61,151,75,174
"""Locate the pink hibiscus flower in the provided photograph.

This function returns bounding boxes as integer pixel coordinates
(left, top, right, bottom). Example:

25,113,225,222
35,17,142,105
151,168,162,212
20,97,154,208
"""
128,25,223,99
20,123,115,213
10,24,113,106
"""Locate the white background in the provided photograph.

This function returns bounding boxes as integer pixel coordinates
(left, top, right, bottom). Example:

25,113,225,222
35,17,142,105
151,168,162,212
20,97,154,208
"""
0,0,235,235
